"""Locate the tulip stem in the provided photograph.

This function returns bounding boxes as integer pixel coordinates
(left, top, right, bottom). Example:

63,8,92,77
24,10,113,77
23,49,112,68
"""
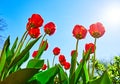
92,38,97,78
52,55,56,66
76,39,79,52
25,37,32,47
42,33,47,42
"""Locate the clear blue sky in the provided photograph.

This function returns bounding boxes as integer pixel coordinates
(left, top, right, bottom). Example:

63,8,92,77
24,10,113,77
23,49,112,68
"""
0,0,120,67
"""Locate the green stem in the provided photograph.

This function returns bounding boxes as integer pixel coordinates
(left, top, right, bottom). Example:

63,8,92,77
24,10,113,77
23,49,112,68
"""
52,55,56,66
88,60,90,79
76,39,79,52
25,37,32,47
92,38,97,78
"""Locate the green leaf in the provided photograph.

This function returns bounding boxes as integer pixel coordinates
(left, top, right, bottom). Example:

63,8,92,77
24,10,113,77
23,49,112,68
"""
82,61,89,83
83,48,91,61
0,68,39,84
81,49,91,84
30,65,59,84
88,71,112,84
0,36,10,74
69,50,78,82
9,37,40,69
6,37,18,64
11,37,18,53
71,61,83,84
17,51,30,67
70,50,90,84
27,59,44,69
0,46,6,74
6,48,12,64
58,65,69,84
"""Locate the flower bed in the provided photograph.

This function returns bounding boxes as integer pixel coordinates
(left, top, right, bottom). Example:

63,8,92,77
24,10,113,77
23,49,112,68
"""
0,14,119,84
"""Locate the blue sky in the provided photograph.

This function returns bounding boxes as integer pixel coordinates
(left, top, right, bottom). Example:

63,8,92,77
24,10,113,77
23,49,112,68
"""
0,0,120,67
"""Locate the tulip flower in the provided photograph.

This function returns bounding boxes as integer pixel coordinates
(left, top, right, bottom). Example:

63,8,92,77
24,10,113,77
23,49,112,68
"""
89,22,105,38
44,22,56,36
53,47,60,56
72,25,87,40
28,28,40,38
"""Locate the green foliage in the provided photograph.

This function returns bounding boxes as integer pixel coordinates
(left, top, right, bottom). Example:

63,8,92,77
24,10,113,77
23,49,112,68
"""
88,71,112,84
27,59,44,69
28,65,59,84
0,36,10,74
107,56,120,83
69,49,91,84
0,34,41,82
58,65,69,84
0,68,39,84
8,37,40,69
0,34,117,84
6,37,18,64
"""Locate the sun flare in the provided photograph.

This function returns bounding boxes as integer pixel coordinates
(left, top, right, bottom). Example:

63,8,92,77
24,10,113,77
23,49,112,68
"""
101,4,120,27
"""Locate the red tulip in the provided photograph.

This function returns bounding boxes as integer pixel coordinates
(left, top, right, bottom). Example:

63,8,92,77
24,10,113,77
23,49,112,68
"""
59,55,66,62
28,14,44,28
85,43,95,54
44,22,56,35
53,47,60,55
28,28,40,38
60,61,66,66
59,55,66,66
42,64,47,70
89,22,105,38
64,62,71,70
32,50,38,58
72,25,87,39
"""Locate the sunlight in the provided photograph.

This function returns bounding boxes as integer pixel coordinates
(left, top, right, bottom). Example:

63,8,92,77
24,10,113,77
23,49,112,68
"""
101,4,120,27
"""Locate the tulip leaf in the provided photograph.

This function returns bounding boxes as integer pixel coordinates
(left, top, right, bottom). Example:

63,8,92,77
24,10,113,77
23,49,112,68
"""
70,61,83,84
9,37,40,69
29,65,59,84
6,37,18,64
70,49,91,84
11,37,18,53
69,50,78,82
0,36,10,74
27,59,44,69
81,49,91,83
17,51,30,67
88,71,112,84
82,61,89,84
58,65,69,84
0,68,39,84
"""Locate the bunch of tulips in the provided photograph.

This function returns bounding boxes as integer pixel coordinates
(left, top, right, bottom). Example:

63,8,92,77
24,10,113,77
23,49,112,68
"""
0,13,113,84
